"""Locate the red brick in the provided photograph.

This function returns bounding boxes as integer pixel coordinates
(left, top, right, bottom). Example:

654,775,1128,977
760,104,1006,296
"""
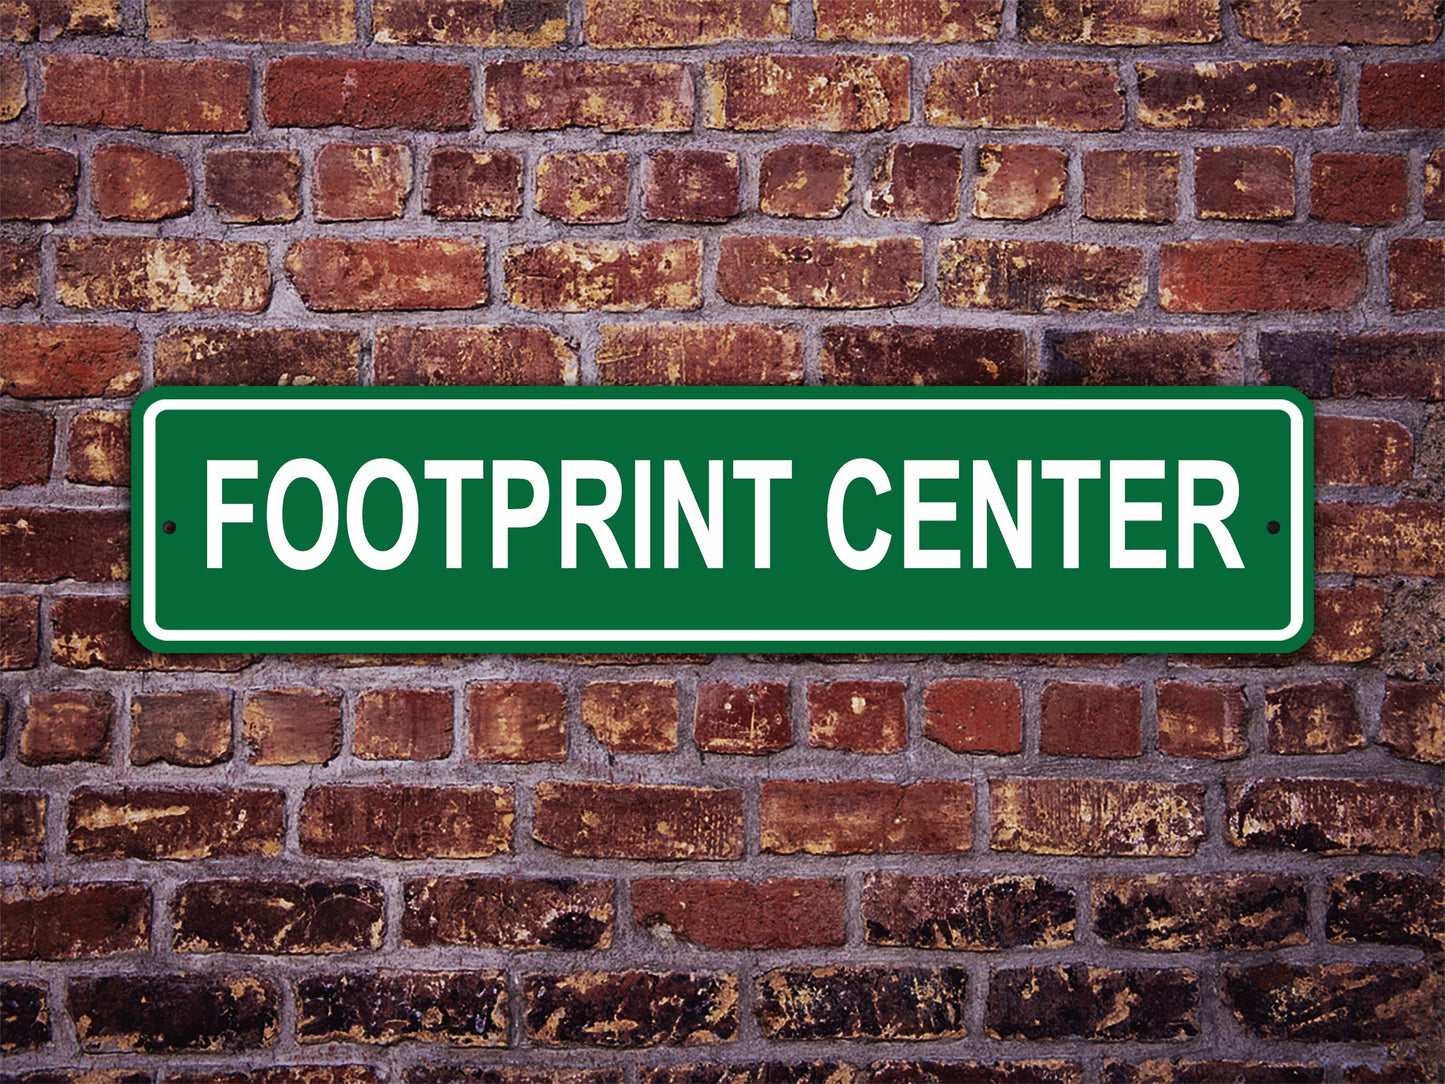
1019,0,1220,41
242,688,342,766
586,0,788,46
992,778,1205,856
285,239,486,312
57,238,269,313
0,0,120,40
815,0,1001,41
1040,681,1141,758
1042,328,1241,386
404,875,612,951
644,149,739,223
1195,145,1295,220
92,143,191,221
314,143,412,222
1,411,53,487
974,143,1067,220
864,872,1075,949
0,595,39,670
535,151,629,224
204,149,301,224
758,144,852,218
634,878,844,949
926,58,1123,131
0,55,22,120
0,507,128,583
0,145,77,220
757,965,968,1041
1265,680,1362,755
1360,62,1444,129
1227,778,1441,854
525,970,737,1048
761,779,974,855
1156,681,1248,760
353,688,452,761
71,974,279,1053
924,679,1022,754
0,791,44,861
940,239,1145,312
705,54,909,131
534,782,744,859
425,149,521,220
505,240,700,312
1390,238,1445,312
41,56,248,132
157,328,359,387
1316,416,1412,486
823,325,1028,386
1380,682,1445,764
808,679,906,753
131,690,234,767
487,60,691,132
148,0,355,41
582,681,678,753
718,235,922,308
0,882,149,959
18,690,112,765
693,681,791,754
174,879,382,955
1139,60,1339,129
52,596,257,673
1237,0,1440,42
1316,501,1443,576
865,142,962,222
1311,153,1407,225
597,322,801,385
1306,586,1385,664
467,681,567,762
1426,148,1445,220
300,785,514,858
373,0,566,44
265,57,471,129
0,240,39,306
1160,241,1363,312
1083,149,1178,222
68,786,285,859
375,325,573,386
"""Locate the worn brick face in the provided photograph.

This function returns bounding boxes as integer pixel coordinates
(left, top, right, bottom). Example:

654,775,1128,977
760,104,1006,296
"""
940,239,1145,312
0,979,48,1050
644,149,740,223
243,688,341,766
634,878,844,949
987,967,1198,1041
265,57,471,129
823,325,1027,387
1379,682,1445,763
468,681,567,761
131,690,233,767
1312,153,1408,225
974,143,1067,220
0,506,129,583
582,681,678,753
1139,60,1340,129
505,240,700,312
157,328,359,387
761,780,974,855
92,143,191,221
314,143,412,222
285,239,486,311
706,55,909,132
693,681,791,754
1390,238,1445,311
1,145,78,220
297,971,506,1046
65,408,129,485
1227,778,1442,854
1083,149,1178,222
718,235,922,308
1316,415,1412,486
1195,145,1295,219
1,792,45,862
924,678,1022,754
300,785,514,859
1093,873,1307,950
1019,0,1220,42
1043,328,1241,386
1040,681,1142,758
375,325,572,386
1236,0,1441,43
1265,681,1362,755
535,151,629,224
1224,963,1438,1043
19,690,113,764
815,0,1001,41
1359,62,1445,128
1160,241,1364,312
865,142,962,222
1,411,53,487
0,596,40,670
425,149,522,220
68,786,285,860
586,0,788,46
52,595,257,672
525,971,738,1047
808,679,906,753
926,59,1124,131
598,323,802,386
487,61,692,132
1328,870,1444,952
57,238,269,313
353,688,452,761
1,882,149,959
373,0,566,45
41,56,248,131
173,880,383,954
404,876,613,950
0,239,39,305
204,149,301,223
1156,681,1249,760
756,966,968,1041
992,778,1205,856
534,782,743,859
759,144,852,218
71,975,279,1053
148,0,356,42
1316,500,1444,576
864,873,1074,949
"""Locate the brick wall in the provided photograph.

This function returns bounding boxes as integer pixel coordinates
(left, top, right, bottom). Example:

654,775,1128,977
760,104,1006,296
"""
0,0,1442,1080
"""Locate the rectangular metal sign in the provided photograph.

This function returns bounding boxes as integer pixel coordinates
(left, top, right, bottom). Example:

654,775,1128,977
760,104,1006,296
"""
133,387,1311,653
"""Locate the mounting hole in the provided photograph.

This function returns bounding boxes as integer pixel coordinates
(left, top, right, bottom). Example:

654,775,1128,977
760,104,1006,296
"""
162,520,176,534
1266,520,1281,535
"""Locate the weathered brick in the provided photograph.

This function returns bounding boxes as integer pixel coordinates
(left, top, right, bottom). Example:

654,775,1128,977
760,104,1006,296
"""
487,61,691,132
645,1067,853,1084
1360,62,1445,128
1264,680,1360,756
1317,416,1413,486
759,144,852,218
705,55,909,131
1039,682,1142,758
157,328,359,387
1261,330,1444,400
1331,870,1444,953
1227,778,1441,854
1093,873,1306,950
375,325,572,387
0,54,23,119
1224,963,1438,1043
1083,149,1178,222
644,149,739,223
693,681,791,755
926,59,1123,131
0,979,48,1050
757,966,967,1041
718,236,922,308
243,688,341,766
52,596,255,672
1195,145,1295,220
373,0,566,44
581,681,677,753
18,690,112,764
1178,585,1385,668
1,0,119,40
634,878,844,949
1237,0,1440,42
1019,0,1220,41
468,681,567,762
587,0,787,46
535,151,629,224
425,148,522,220
68,786,284,860
1139,60,1339,128
1317,501,1443,576
1382,581,1445,683
131,690,233,767
864,142,961,222
300,785,514,859
974,143,1066,220
1157,681,1248,760
1427,148,1445,219
1,411,53,487
0,507,129,583
71,975,278,1053
1042,328,1241,386
0,595,40,670
506,240,699,312
65,409,128,486
314,142,412,222
0,145,77,219
761,779,974,855
1390,238,1445,311
1103,1062,1322,1084
41,56,248,131
298,971,506,1046
174,879,381,954
1311,153,1407,225
598,322,802,386
0,791,44,861
822,325,1028,387
992,778,1205,856
166,1066,380,1084
874,1062,1084,1084
408,1070,616,1084
92,143,190,221
534,782,743,860
864,873,1074,950
285,239,486,312
1160,241,1363,312
1380,682,1445,763
0,883,149,959
0,239,39,306
150,0,353,41
57,238,269,313
265,57,471,129
526,971,737,1047
987,966,1197,1041
353,688,451,761
815,0,1001,41
404,876,612,950
924,678,1022,754
204,149,301,224
808,679,906,753
940,239,1145,312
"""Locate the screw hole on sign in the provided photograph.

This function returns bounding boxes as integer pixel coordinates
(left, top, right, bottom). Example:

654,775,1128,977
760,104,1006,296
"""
163,520,177,534
1267,521,1280,534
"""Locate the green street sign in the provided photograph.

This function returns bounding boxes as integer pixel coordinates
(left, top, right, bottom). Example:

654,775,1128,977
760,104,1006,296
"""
133,387,1311,653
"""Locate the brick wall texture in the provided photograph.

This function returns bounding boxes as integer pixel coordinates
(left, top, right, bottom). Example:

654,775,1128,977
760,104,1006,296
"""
1,0,1443,1081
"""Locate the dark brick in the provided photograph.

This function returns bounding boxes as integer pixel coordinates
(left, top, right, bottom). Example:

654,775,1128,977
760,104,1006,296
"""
0,595,39,670
405,876,612,951
425,148,522,220
353,687,452,761
505,240,700,312
0,0,120,40
1040,681,1141,758
1156,680,1249,760
130,690,233,767
157,328,359,387
1139,60,1339,128
0,507,128,583
1093,873,1307,950
0,145,77,220
1,981,48,1050
1312,153,1408,225
582,680,678,753
173,880,383,954
598,323,802,386
940,239,1145,312
864,873,1073,950
633,878,844,950
1390,238,1445,312
1236,0,1440,42
52,596,256,672
1224,963,1438,1043
808,679,905,753
1316,500,1443,576
534,782,743,860
1264,680,1362,754
487,60,691,132
864,143,962,222
586,0,787,46
1329,871,1444,953
1317,415,1413,486
18,689,113,764
644,1067,855,1084
926,58,1123,130
265,57,472,129
243,688,340,766
755,966,967,1041
149,0,353,40
376,326,573,386
300,785,514,859
204,149,301,224
1042,328,1241,386
297,971,506,1046
1227,778,1441,854
41,56,249,132
68,786,284,860
374,0,567,45
70,974,278,1053
1195,145,1294,220
823,325,1027,386
815,0,1001,41
1360,62,1445,129
468,681,567,761
1260,330,1444,401
644,149,739,223
0,791,44,862
871,1061,1083,1084
1160,241,1363,312
1103,1062,1322,1084
987,966,1197,1041
525,971,738,1047
1,411,53,487
0,883,149,959
1083,149,1179,222
0,239,39,306
718,235,922,309
1380,681,1445,763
